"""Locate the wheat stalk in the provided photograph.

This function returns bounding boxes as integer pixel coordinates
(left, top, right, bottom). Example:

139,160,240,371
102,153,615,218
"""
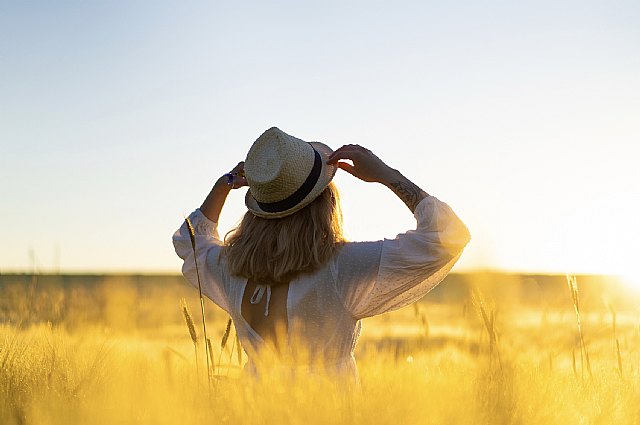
185,217,213,385
182,299,198,344
615,339,623,379
221,318,232,350
566,275,592,380
206,338,216,376
235,332,243,366
218,318,232,374
472,289,502,370
181,299,199,376
413,302,429,338
608,302,624,379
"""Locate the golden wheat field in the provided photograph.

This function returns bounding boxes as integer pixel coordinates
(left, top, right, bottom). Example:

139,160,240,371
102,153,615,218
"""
1,272,638,425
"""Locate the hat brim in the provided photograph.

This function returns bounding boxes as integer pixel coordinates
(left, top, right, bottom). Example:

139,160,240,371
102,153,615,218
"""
245,141,337,219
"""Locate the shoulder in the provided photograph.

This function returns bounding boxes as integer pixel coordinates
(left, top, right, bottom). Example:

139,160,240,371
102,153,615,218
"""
336,240,383,258
332,240,383,277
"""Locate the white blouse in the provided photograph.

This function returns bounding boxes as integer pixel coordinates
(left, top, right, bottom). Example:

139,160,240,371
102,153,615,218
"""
172,196,470,379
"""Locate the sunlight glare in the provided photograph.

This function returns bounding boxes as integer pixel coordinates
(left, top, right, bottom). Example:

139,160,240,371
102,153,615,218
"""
618,272,640,293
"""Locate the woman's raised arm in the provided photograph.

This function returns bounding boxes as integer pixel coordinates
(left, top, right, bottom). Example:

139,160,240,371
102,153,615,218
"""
326,144,429,213
328,144,470,318
172,161,247,313
200,162,248,222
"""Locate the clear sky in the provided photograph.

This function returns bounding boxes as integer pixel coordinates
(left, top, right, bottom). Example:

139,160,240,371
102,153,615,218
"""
1,0,639,278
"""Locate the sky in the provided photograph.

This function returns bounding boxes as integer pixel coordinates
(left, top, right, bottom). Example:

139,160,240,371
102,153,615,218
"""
1,0,639,278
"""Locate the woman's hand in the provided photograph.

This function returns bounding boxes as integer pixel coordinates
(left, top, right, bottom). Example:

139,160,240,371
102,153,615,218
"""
227,161,248,189
326,144,398,183
200,161,248,222
327,144,429,213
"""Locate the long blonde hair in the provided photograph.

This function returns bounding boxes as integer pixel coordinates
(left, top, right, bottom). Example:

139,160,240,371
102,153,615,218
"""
223,182,345,284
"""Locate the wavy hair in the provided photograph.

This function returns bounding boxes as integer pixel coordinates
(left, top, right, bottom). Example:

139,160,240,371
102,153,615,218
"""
222,182,345,284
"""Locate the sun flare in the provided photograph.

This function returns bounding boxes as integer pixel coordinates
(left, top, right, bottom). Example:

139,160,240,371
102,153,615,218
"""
618,272,640,293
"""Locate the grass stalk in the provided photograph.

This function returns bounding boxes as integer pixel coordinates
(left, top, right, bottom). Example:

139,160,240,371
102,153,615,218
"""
235,332,243,367
181,299,199,376
566,275,592,380
607,302,624,379
472,290,502,370
206,338,216,376
185,217,213,386
615,339,623,379
218,318,232,373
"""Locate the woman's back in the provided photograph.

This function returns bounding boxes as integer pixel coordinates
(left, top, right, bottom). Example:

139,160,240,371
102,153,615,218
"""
241,279,289,351
174,197,469,379
172,127,470,380
192,233,364,375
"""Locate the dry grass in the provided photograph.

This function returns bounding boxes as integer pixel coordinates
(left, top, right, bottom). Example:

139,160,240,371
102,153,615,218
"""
181,298,199,375
185,216,213,383
1,274,639,424
567,275,592,380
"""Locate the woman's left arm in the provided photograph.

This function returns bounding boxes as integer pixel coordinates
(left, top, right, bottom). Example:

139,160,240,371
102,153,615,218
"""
337,196,471,319
200,162,248,222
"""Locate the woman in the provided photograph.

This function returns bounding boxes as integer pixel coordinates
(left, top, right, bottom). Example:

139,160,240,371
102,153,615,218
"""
173,127,470,381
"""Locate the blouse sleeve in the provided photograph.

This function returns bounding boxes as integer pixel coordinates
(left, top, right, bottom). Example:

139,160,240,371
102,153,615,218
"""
334,196,470,319
172,209,231,313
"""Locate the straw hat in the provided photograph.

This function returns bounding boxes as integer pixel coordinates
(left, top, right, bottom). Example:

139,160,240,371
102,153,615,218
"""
244,127,337,219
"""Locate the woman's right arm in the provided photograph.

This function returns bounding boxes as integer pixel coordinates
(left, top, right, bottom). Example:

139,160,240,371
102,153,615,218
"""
172,162,246,313
173,209,232,313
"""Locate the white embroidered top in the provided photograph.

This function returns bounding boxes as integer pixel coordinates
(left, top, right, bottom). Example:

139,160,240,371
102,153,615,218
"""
172,196,470,379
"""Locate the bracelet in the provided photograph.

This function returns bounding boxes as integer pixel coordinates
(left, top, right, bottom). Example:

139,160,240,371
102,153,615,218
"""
223,173,234,186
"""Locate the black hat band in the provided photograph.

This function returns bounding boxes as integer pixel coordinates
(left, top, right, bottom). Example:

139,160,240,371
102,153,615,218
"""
255,145,322,213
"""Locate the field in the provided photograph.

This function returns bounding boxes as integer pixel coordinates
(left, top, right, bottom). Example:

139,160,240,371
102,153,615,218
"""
1,273,639,424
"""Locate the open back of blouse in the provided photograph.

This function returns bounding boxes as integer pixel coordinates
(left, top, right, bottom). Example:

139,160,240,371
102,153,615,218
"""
241,280,290,352
173,196,470,380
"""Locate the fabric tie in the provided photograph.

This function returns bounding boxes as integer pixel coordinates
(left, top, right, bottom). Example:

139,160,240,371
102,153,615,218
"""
250,284,272,316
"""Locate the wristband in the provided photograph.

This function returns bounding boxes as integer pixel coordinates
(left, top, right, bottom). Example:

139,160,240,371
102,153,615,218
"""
224,173,234,186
